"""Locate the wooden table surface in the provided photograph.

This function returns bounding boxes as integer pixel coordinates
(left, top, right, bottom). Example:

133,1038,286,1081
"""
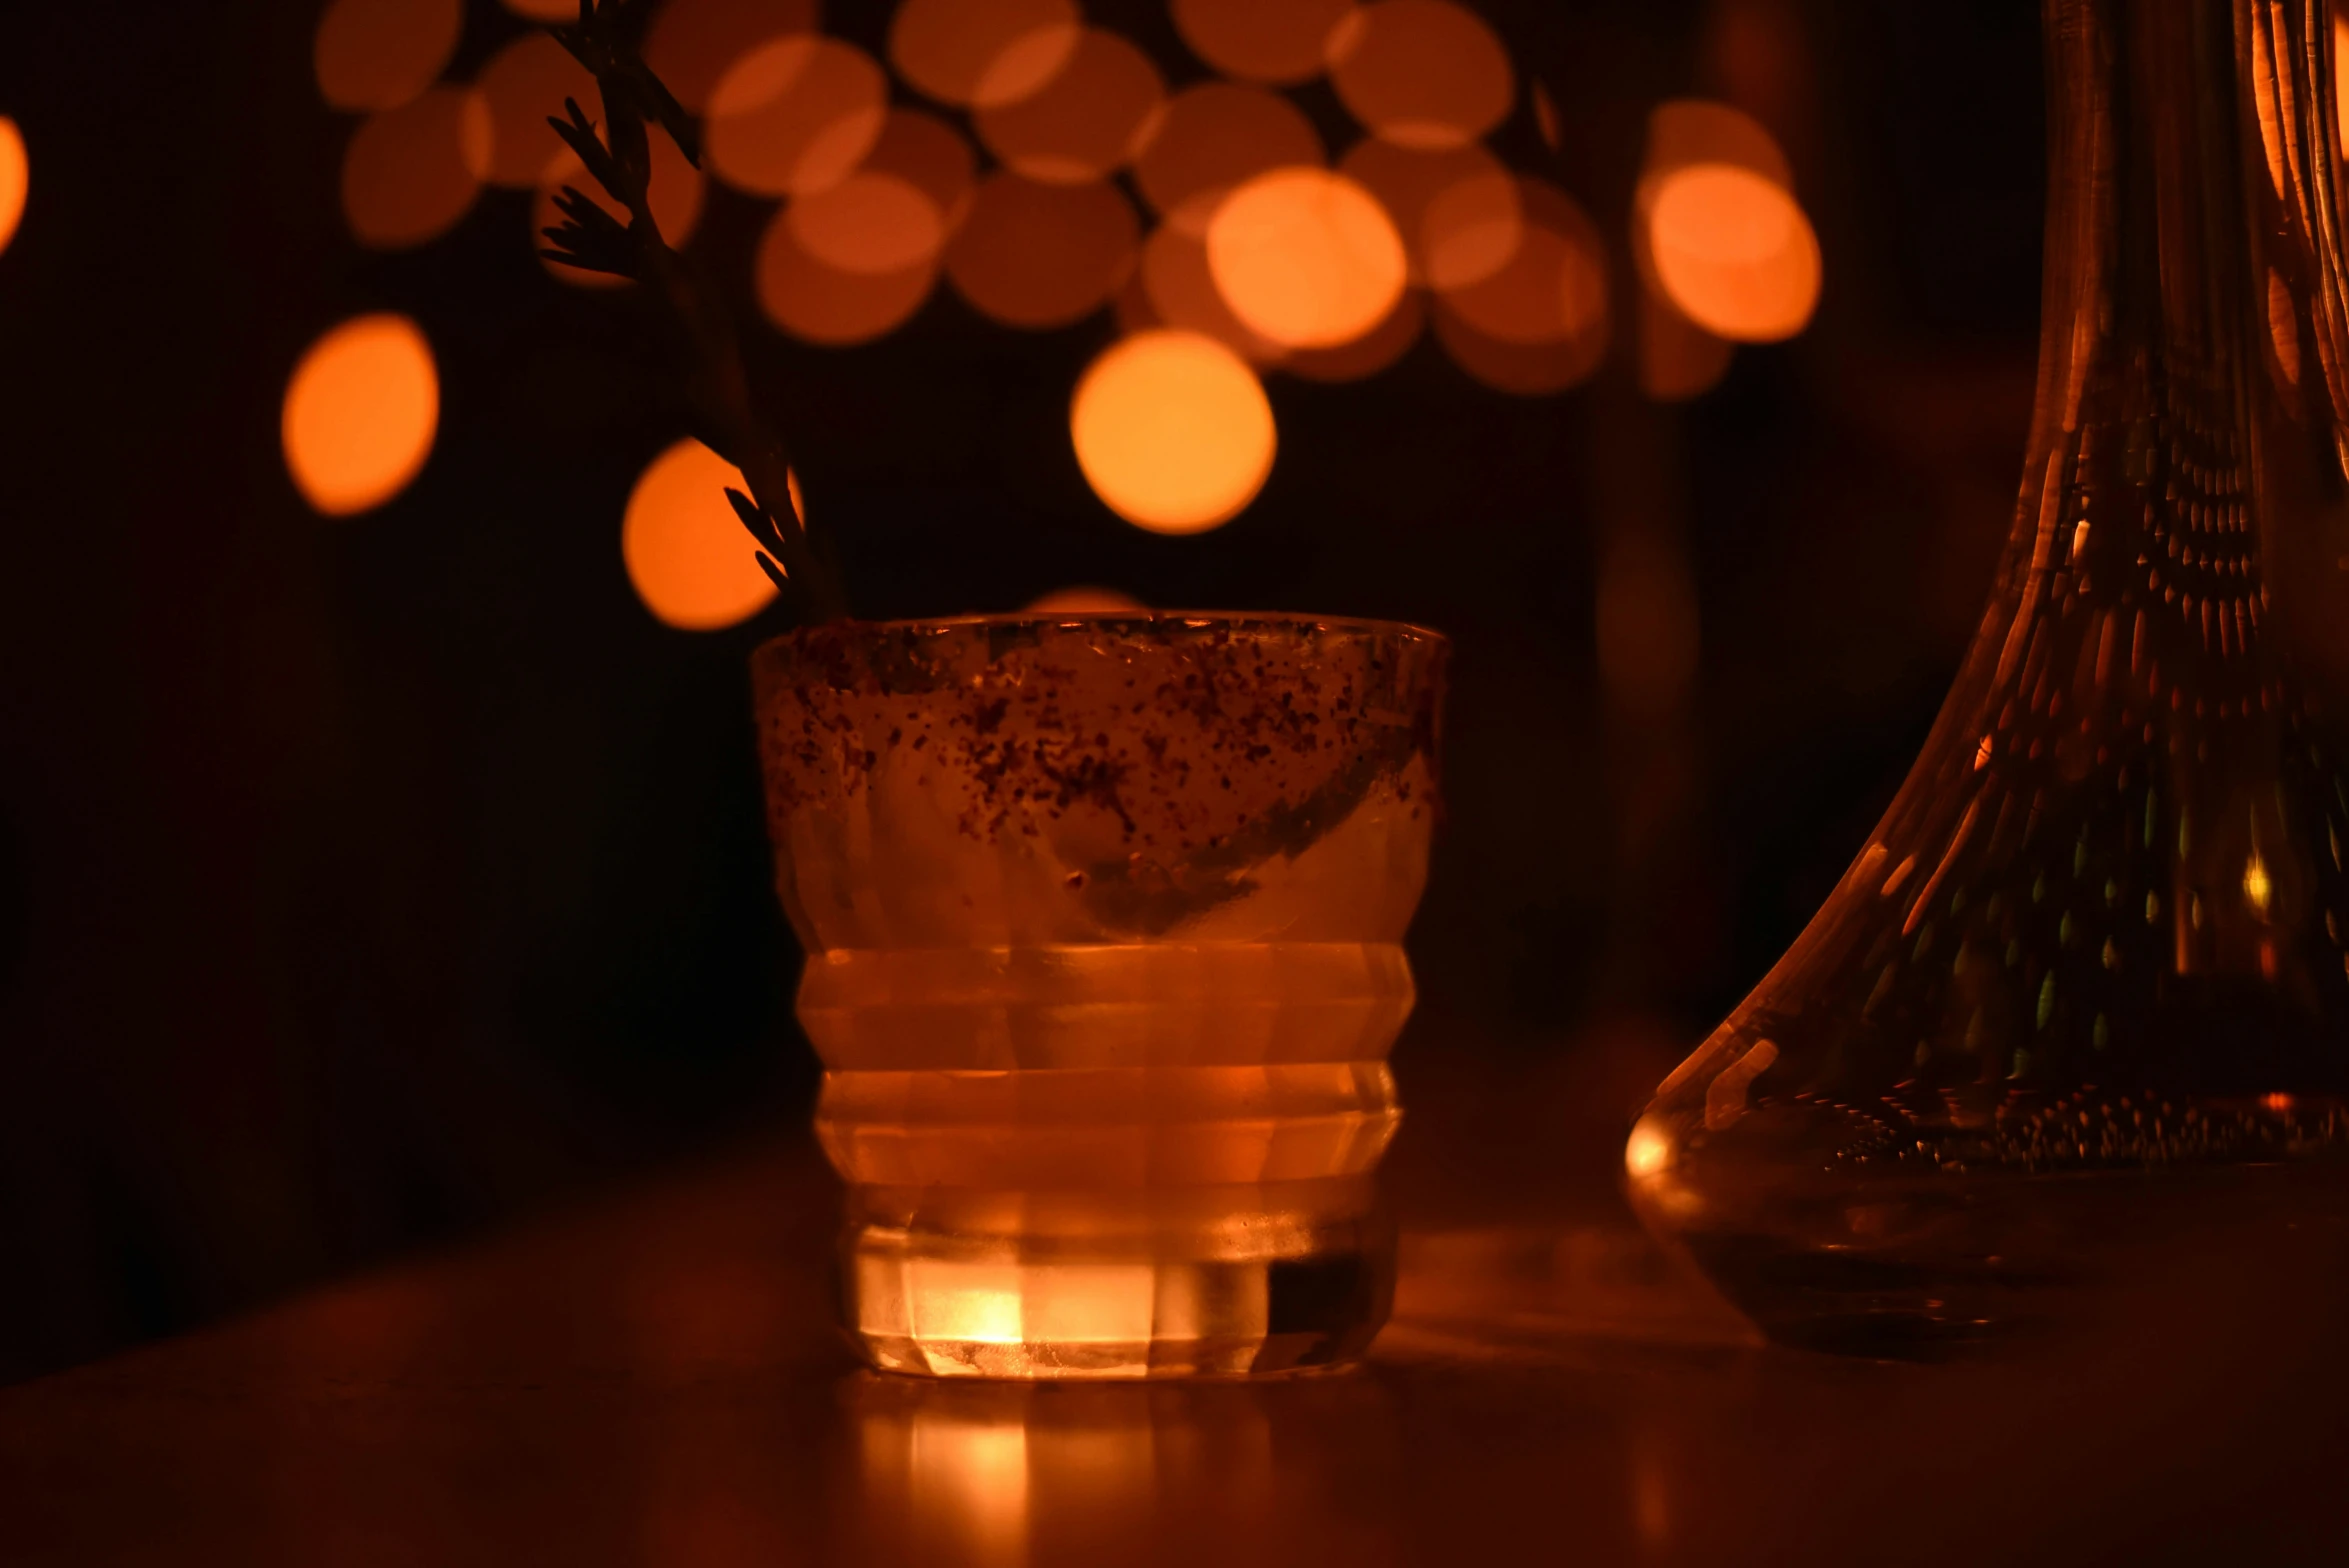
2,1041,2343,1566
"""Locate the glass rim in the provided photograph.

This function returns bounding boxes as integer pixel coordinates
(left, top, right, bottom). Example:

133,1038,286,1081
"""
755,610,1449,652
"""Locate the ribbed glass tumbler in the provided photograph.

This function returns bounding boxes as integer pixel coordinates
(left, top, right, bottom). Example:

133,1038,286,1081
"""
752,614,1447,1377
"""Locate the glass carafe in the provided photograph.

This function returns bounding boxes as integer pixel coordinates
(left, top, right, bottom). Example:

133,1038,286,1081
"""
1628,0,2349,1353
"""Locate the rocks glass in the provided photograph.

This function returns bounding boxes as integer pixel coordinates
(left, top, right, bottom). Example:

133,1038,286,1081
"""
753,614,1446,1376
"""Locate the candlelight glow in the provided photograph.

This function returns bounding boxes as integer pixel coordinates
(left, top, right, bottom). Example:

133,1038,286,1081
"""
476,32,600,187
1171,0,1359,85
314,0,461,113
1326,0,1513,151
1028,586,1148,613
1646,163,1821,343
1624,1117,1675,1180
1133,83,1324,232
1207,168,1405,349
644,0,821,112
341,86,491,250
946,173,1139,328
707,36,889,198
281,314,439,517
1071,330,1275,533
622,438,782,631
890,0,1084,110
974,28,1165,186
0,118,25,258
906,1411,1030,1556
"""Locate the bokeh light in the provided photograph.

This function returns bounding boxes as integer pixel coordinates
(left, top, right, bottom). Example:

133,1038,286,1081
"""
1327,0,1513,151
644,0,821,112
769,107,975,294
1437,180,1603,343
623,439,782,631
1170,0,1358,85
1637,285,1733,401
791,173,943,275
858,108,981,236
536,131,706,287
974,28,1164,186
1433,305,1599,395
757,199,940,345
1133,83,1323,232
706,35,889,198
1340,138,1521,288
500,0,582,19
1206,167,1406,349
0,118,25,259
1643,99,1791,189
890,0,1084,111
477,32,600,187
1140,204,1289,363
1028,586,1148,612
342,86,492,250
1645,163,1820,342
1071,330,1276,534
282,314,439,517
1631,100,1804,376
1433,179,1608,394
946,173,1139,328
314,0,462,113
1283,288,1423,382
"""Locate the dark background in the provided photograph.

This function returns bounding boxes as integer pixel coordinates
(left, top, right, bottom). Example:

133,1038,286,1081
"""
0,0,2043,1382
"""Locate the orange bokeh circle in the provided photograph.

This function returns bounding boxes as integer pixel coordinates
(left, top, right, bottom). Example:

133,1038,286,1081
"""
342,86,492,250
0,118,26,258
622,439,783,631
1171,0,1358,85
282,314,440,516
1206,167,1406,350
706,35,890,198
1327,0,1513,151
314,0,462,114
1134,83,1323,232
945,173,1139,329
1644,162,1821,343
1071,330,1277,534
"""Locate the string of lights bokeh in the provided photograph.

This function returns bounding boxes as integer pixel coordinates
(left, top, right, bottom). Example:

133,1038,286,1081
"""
275,0,1824,631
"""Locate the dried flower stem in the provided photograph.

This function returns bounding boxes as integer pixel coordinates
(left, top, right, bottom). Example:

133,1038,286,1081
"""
538,0,848,623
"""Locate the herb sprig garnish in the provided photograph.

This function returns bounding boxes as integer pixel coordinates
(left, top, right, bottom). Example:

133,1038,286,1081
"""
538,0,848,623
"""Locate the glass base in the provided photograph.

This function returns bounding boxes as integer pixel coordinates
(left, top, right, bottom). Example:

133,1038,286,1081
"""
1631,1110,2349,1358
839,1179,1394,1379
